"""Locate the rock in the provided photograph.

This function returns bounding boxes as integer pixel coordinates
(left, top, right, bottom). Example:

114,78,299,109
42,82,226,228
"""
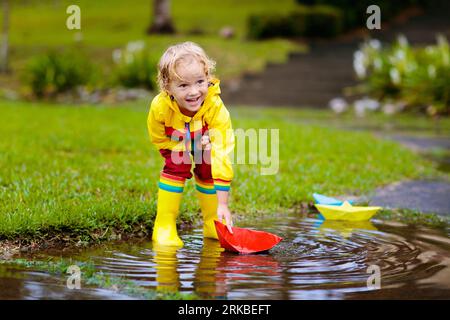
329,97,348,114
219,26,235,39
20,246,30,253
226,79,241,93
0,89,19,101
88,90,102,104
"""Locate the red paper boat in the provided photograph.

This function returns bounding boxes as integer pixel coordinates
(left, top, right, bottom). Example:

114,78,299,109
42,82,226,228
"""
214,220,283,254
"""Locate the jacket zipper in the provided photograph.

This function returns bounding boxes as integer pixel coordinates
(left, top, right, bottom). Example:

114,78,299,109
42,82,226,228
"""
185,122,191,152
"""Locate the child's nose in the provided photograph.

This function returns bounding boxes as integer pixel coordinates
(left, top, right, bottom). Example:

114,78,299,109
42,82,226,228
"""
188,86,199,96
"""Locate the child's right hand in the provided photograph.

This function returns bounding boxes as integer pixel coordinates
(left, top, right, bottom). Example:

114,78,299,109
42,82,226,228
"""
201,135,211,150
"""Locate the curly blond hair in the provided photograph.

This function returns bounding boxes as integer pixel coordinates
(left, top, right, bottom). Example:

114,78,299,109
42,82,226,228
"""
157,41,216,92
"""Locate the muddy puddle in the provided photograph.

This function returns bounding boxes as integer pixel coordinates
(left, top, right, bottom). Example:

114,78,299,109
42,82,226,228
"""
1,213,450,300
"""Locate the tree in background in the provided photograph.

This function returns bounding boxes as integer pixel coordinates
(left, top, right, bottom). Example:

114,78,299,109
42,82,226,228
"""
1,0,10,73
147,0,175,34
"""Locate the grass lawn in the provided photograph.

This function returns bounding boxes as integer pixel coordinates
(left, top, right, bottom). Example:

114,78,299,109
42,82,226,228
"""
231,107,450,137
0,0,303,91
0,99,440,243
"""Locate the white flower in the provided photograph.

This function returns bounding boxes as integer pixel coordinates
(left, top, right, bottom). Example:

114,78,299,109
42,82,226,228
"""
382,103,397,115
436,36,450,66
397,35,408,47
425,46,435,56
328,98,348,114
353,50,367,78
390,68,401,85
354,101,366,117
354,97,380,117
126,41,145,53
395,49,406,61
112,49,122,64
437,34,448,47
374,58,383,70
364,98,380,111
360,97,379,110
369,39,381,50
428,65,436,78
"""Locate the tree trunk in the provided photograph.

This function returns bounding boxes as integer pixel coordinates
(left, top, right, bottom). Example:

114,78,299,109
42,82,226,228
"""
0,0,10,74
147,0,175,34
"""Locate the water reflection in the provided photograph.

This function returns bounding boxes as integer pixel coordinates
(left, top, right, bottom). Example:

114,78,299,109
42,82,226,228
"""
152,243,181,292
152,238,283,299
193,238,225,298
315,220,378,238
0,264,134,300
216,250,283,300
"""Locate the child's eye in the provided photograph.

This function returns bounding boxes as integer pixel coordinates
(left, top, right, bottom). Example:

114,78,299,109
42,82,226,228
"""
197,80,204,84
179,84,187,88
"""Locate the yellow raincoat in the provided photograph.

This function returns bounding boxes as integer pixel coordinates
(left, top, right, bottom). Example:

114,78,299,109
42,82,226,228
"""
147,79,234,190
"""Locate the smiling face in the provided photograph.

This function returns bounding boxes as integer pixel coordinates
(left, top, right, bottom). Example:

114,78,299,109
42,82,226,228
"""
167,57,209,117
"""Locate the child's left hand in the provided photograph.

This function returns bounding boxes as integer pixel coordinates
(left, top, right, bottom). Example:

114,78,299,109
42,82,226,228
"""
217,203,233,234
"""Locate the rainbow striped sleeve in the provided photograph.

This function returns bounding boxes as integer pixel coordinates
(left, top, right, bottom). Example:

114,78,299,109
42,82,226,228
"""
194,176,216,194
158,172,186,193
213,179,231,192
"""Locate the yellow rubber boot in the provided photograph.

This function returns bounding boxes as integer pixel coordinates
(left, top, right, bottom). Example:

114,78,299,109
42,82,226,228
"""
152,172,185,247
195,175,219,239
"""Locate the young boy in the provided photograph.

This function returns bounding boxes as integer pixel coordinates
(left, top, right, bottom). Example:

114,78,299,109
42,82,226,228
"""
147,42,235,247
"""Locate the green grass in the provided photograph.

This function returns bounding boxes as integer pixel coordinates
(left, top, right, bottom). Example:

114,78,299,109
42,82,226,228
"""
375,208,450,230
0,0,304,91
7,0,297,45
231,107,450,136
0,100,440,242
7,0,299,44
0,257,198,300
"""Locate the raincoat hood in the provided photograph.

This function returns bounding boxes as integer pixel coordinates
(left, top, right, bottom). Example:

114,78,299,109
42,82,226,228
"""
160,78,222,123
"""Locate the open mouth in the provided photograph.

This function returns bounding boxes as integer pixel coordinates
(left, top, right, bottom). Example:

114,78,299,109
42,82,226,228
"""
185,96,201,106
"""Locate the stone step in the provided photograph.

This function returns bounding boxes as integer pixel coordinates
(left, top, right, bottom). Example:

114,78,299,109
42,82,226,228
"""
242,78,356,87
263,62,353,73
258,69,356,80
221,10,450,108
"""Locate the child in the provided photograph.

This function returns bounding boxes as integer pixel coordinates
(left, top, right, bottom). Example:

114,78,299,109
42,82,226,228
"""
147,42,235,247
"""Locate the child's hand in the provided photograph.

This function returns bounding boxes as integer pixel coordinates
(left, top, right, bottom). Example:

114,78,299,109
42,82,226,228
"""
217,203,233,234
201,135,211,150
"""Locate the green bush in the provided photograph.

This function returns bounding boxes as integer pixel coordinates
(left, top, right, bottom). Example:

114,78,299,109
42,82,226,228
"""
354,35,450,115
25,50,94,97
247,13,298,39
112,41,158,90
296,0,420,30
303,5,343,37
247,5,343,39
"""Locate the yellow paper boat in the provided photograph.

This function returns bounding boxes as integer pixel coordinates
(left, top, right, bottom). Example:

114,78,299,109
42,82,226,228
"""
314,201,381,221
